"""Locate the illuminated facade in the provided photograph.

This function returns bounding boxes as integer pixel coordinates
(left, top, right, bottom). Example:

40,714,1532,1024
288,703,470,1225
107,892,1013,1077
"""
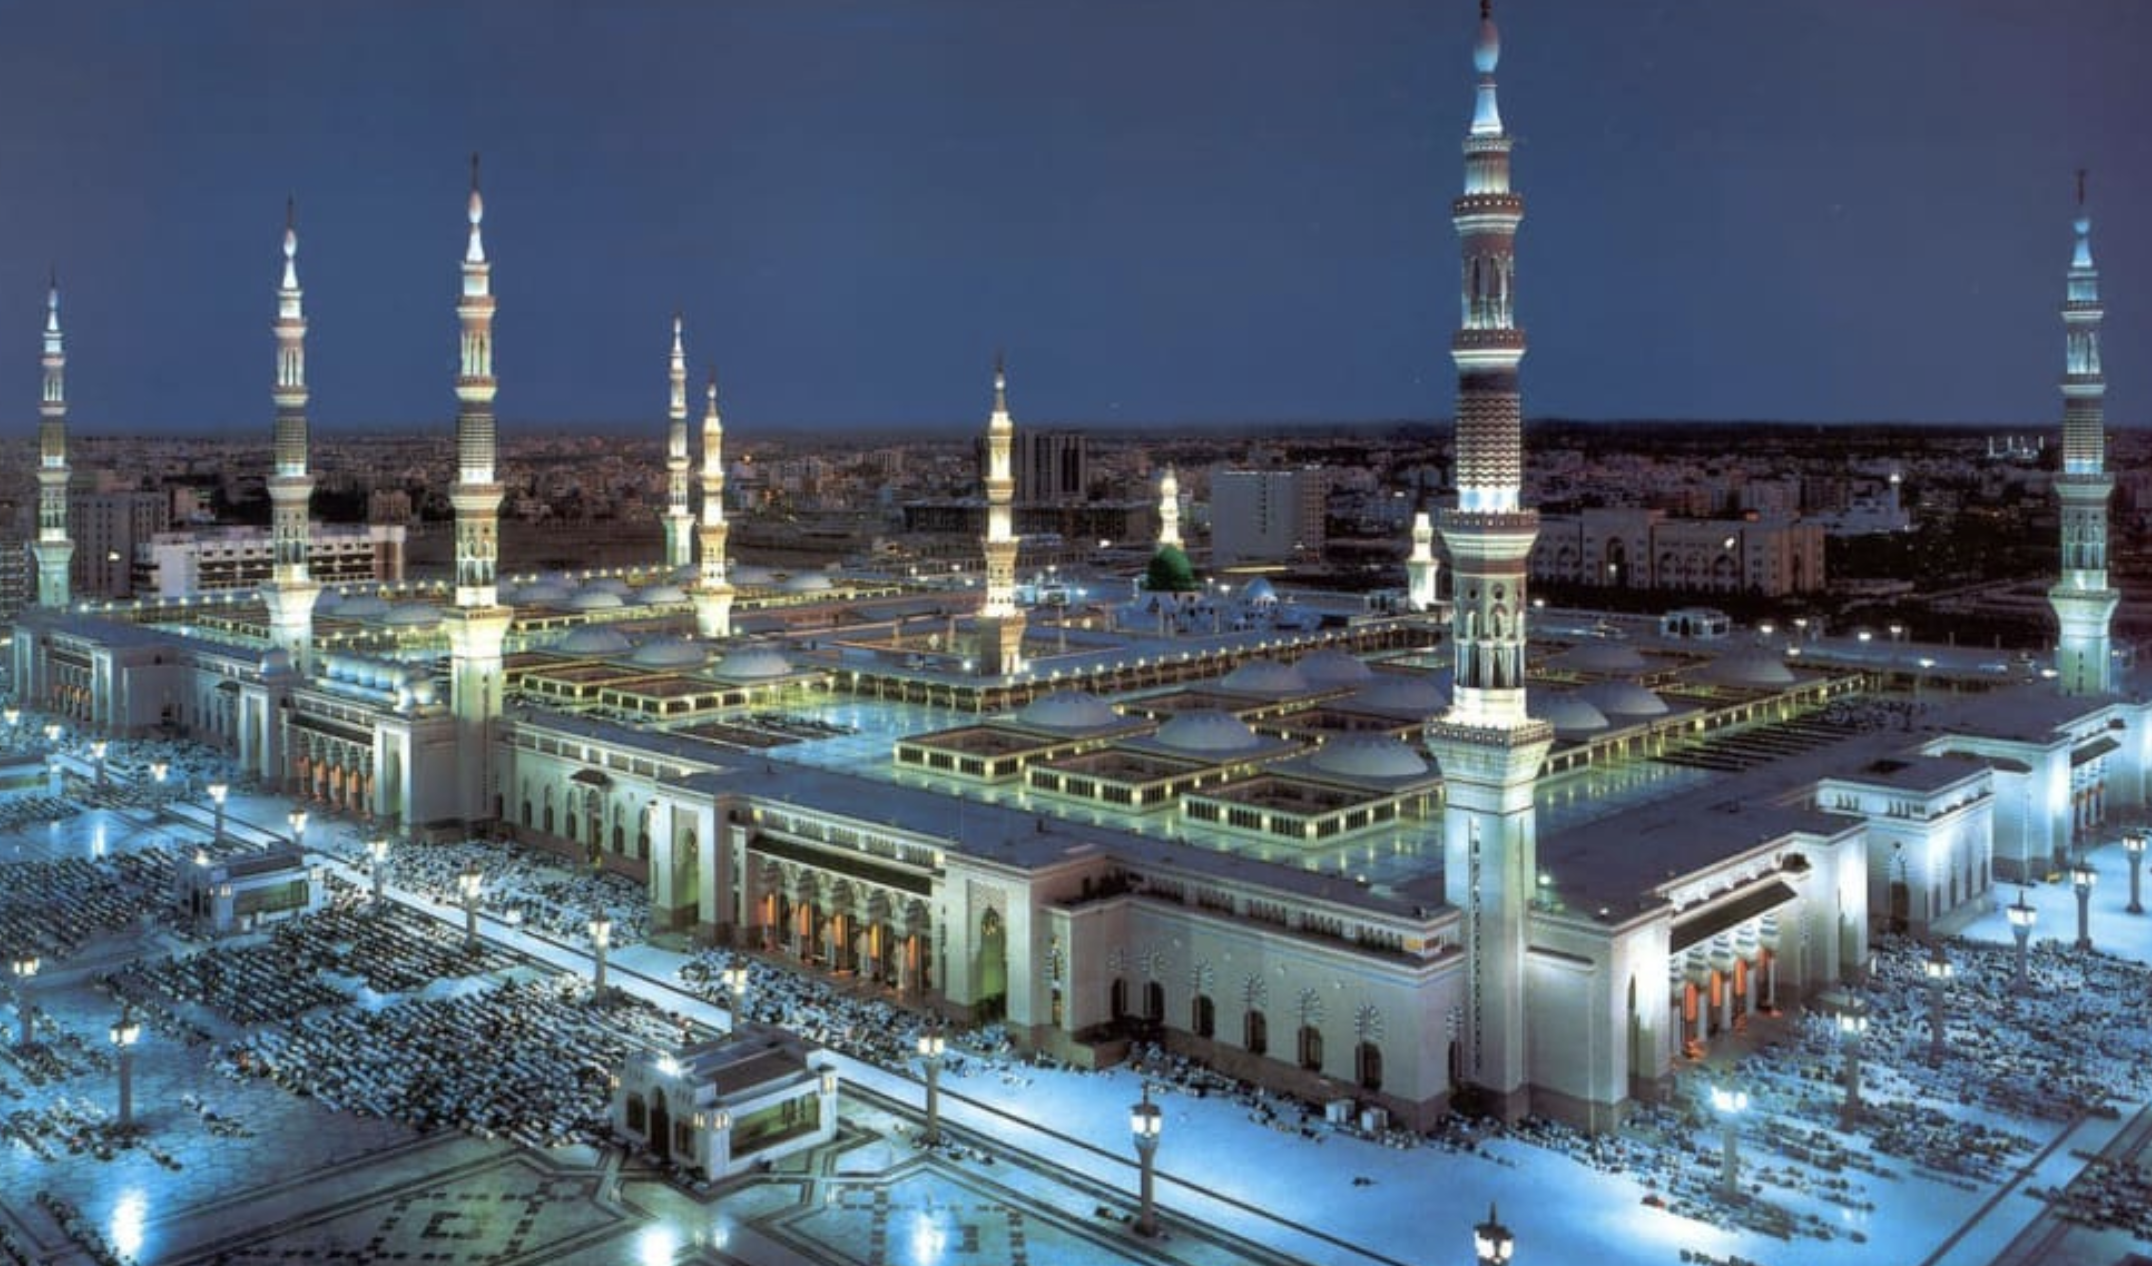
260,200,322,675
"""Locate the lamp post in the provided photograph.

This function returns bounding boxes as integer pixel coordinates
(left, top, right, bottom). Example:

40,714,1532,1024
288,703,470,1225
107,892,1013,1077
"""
43,722,60,749
287,808,308,854
458,863,483,952
917,1027,947,1146
1711,1085,1747,1201
2126,831,2147,915
90,739,107,788
2006,889,2037,992
9,953,38,1048
1923,946,1952,1064
2072,856,2097,952
110,1008,141,1130
367,838,390,906
207,782,228,845
149,760,169,806
1838,1003,1868,1129
1473,1203,1514,1265
1130,1084,1163,1237
589,914,611,995
722,959,750,1026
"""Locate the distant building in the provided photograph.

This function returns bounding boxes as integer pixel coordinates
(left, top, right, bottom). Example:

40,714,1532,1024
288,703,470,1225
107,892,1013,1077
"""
1015,429,1088,505
1531,507,1825,596
70,489,171,598
1210,466,1326,565
135,523,408,599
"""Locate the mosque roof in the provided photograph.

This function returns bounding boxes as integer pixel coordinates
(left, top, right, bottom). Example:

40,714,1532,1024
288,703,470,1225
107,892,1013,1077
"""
1307,734,1430,780
1015,691,1122,732
1218,658,1309,696
713,645,794,679
1295,648,1373,688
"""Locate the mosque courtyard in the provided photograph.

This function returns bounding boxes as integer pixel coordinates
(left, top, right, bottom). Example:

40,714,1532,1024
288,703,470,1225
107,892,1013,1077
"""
5,724,2152,1266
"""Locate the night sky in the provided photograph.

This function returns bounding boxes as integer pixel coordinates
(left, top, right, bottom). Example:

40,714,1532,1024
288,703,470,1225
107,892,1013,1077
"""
1,0,2146,436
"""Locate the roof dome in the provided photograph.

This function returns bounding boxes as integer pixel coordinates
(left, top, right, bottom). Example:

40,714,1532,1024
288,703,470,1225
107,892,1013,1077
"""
637,584,689,604
1532,691,1610,737
564,590,625,611
628,638,707,669
1295,648,1372,688
782,571,833,593
552,625,634,656
1311,734,1428,779
1221,658,1309,696
580,576,631,595
1145,545,1200,594
1550,642,1649,674
312,588,344,612
382,604,442,628
1350,670,1449,714
337,594,390,619
1578,679,1669,717
515,582,570,606
714,645,793,679
1702,654,1798,688
1017,691,1120,731
670,563,700,584
730,564,775,587
1241,577,1278,605
1155,709,1261,755
259,647,294,676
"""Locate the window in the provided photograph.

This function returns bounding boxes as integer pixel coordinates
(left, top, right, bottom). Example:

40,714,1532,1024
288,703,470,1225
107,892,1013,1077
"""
1244,1009,1268,1055
1356,1041,1383,1092
1144,981,1165,1024
1298,1024,1324,1072
1110,977,1129,1021
1193,994,1215,1038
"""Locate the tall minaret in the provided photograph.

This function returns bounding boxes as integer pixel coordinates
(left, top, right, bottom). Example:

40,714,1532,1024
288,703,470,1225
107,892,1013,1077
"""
33,273,74,610
1157,465,1182,548
260,199,321,674
1424,0,1552,1121
1406,503,1439,612
662,314,693,570
977,354,1025,675
692,372,734,638
2048,170,2118,697
441,155,513,826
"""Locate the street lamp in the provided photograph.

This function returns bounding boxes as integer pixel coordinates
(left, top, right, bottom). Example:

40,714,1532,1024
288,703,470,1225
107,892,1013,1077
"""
149,761,169,804
917,1027,947,1146
589,914,612,995
1923,946,1952,1064
9,953,38,1048
367,838,390,906
287,808,308,854
207,782,229,844
458,863,483,952
43,722,60,747
1473,1202,1514,1265
110,1008,142,1130
2006,889,2037,992
2072,856,2098,951
90,739,108,787
1837,1003,1868,1129
1129,1083,1163,1237
721,959,750,1026
1711,1085,1747,1201
2125,831,2147,915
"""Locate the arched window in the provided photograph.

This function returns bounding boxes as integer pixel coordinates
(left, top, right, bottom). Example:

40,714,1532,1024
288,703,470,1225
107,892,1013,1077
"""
1298,1024,1324,1072
1192,994,1215,1039
1110,977,1129,1021
1244,1009,1268,1056
1355,1041,1383,1091
1143,981,1165,1024
625,1093,646,1133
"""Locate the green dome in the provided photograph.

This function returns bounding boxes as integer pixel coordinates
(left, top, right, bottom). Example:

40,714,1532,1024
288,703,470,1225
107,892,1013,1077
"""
1144,545,1200,593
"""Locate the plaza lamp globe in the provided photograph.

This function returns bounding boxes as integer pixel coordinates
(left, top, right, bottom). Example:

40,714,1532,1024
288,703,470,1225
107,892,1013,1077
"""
1474,1203,1514,1264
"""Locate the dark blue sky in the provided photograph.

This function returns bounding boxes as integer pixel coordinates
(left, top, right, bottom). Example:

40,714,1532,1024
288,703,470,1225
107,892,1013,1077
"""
2,0,2146,435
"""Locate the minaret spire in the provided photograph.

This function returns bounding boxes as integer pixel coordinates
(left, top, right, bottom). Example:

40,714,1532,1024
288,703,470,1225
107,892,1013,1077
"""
1424,0,1551,1122
977,351,1025,675
33,271,74,610
2049,167,2117,696
662,313,693,569
442,154,514,827
692,369,735,638
1157,465,1182,549
260,196,322,676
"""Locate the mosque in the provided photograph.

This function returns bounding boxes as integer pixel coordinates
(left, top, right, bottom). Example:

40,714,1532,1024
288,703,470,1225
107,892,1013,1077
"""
9,4,2140,1132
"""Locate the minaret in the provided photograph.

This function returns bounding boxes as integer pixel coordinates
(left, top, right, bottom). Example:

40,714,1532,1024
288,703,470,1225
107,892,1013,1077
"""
1157,465,1183,548
692,372,734,638
1424,0,1551,1121
33,273,74,610
662,314,693,570
977,353,1025,675
1406,504,1439,612
260,199,321,674
441,156,513,826
2048,170,2118,697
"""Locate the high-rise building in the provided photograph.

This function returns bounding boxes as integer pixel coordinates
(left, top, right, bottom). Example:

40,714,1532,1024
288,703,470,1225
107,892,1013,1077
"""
1015,429,1087,505
1210,466,1326,565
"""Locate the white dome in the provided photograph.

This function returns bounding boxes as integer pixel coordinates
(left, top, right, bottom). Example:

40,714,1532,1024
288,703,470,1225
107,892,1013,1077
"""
382,604,442,628
1241,577,1278,605
1578,679,1669,718
1295,649,1372,688
259,647,294,676
1702,654,1798,688
312,588,344,612
516,582,571,605
1310,735,1428,779
553,625,634,656
637,584,689,604
565,590,625,611
1155,709,1261,755
1551,642,1649,674
581,576,631,595
1532,691,1610,736
670,563,700,584
409,678,438,707
1351,671,1449,714
337,595,390,619
731,564,775,586
782,571,833,593
1221,659,1309,696
628,638,707,669
1017,691,1119,731
714,645,793,679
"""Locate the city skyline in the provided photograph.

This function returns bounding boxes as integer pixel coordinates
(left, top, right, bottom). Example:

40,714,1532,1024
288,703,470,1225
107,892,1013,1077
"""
1,0,2147,435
